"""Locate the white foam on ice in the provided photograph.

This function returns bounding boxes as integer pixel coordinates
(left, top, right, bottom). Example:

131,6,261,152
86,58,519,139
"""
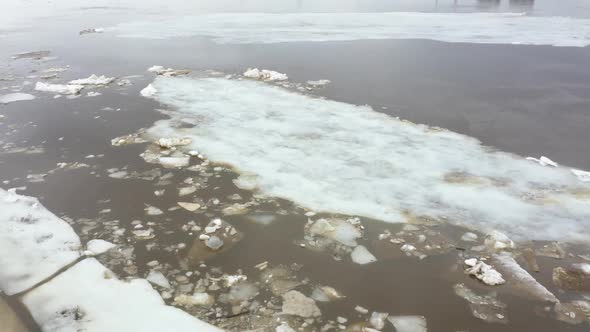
0,93,35,104
144,76,590,243
22,258,222,332
0,188,81,295
111,12,590,47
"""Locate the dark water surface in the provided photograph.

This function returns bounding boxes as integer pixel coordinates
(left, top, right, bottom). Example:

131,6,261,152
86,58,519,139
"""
1,1,590,331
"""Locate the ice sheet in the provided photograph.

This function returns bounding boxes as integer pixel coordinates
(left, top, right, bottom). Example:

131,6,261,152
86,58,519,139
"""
0,189,81,295
22,258,222,332
111,12,590,47
0,93,35,104
144,76,590,243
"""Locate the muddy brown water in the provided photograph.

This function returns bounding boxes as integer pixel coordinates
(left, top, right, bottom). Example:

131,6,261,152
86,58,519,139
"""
2,1,590,332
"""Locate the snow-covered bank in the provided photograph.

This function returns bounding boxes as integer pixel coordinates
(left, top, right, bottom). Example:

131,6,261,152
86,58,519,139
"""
143,76,590,243
111,12,590,47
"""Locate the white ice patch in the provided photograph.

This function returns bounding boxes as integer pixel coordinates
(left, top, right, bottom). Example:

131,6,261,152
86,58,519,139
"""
85,239,116,256
140,84,157,97
244,68,288,81
387,316,428,332
0,189,81,295
0,93,35,104
351,245,377,265
111,12,590,47
144,77,590,243
22,258,222,332
69,74,115,85
35,82,84,95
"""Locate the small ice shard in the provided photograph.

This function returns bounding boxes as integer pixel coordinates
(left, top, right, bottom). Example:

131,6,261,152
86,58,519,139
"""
461,232,478,242
205,236,224,250
526,156,558,167
35,82,84,95
145,205,163,215
309,218,362,247
484,231,514,251
69,74,115,85
108,170,128,179
281,290,321,317
159,156,190,168
178,187,197,196
147,66,191,77
177,202,200,211
133,229,154,239
355,305,369,314
351,245,377,265
0,93,35,104
276,322,296,332
311,285,345,302
492,253,557,302
86,91,101,97
464,258,505,286
85,239,116,256
370,312,389,330
156,137,191,148
387,315,428,332
571,168,590,182
140,84,157,97
454,283,508,324
243,68,288,81
12,50,50,60
146,270,171,289
553,263,590,291
175,293,215,307
306,79,331,87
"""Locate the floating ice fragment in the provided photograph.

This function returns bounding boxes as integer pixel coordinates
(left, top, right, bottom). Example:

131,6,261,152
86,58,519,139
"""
387,315,428,332
276,322,296,332
35,82,83,95
351,245,377,265
12,50,50,60
87,91,102,97
370,312,389,330
454,283,508,324
85,239,116,256
69,74,115,85
145,205,163,215
281,290,321,318
140,84,157,97
243,68,288,81
484,231,515,251
307,79,330,87
553,263,590,291
465,259,505,286
148,66,191,77
0,93,35,104
79,28,105,35
159,156,190,168
461,232,479,242
146,270,171,289
156,137,191,148
177,201,200,211
205,236,224,250
492,253,557,302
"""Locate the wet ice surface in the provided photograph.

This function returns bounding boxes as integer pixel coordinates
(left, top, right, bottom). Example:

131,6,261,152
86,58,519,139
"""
111,12,590,47
145,76,590,243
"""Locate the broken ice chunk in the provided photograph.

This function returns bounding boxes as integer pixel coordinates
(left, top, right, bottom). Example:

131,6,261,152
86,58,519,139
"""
140,84,157,97
156,137,191,148
243,68,288,81
146,270,171,289
0,93,35,104
553,263,590,291
492,253,557,302
281,290,321,318
387,315,428,332
159,156,190,168
85,239,116,256
351,245,377,265
464,258,505,286
69,74,115,85
526,156,558,167
177,202,201,211
35,82,84,95
454,283,508,324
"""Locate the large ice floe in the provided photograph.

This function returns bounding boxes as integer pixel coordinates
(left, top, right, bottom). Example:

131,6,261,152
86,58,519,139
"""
0,188,81,295
111,12,590,47
0,189,221,331
143,76,590,243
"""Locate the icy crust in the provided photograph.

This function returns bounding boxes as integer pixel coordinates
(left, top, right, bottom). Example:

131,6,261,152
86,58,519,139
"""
0,93,35,104
0,189,81,295
145,76,590,243
111,12,590,47
22,258,222,332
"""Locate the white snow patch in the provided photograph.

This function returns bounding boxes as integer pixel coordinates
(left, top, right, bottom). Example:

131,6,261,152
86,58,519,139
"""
351,245,377,265
0,93,35,104
69,74,115,85
22,258,222,332
35,82,83,95
143,76,590,243
111,12,590,47
0,188,81,295
85,239,116,256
